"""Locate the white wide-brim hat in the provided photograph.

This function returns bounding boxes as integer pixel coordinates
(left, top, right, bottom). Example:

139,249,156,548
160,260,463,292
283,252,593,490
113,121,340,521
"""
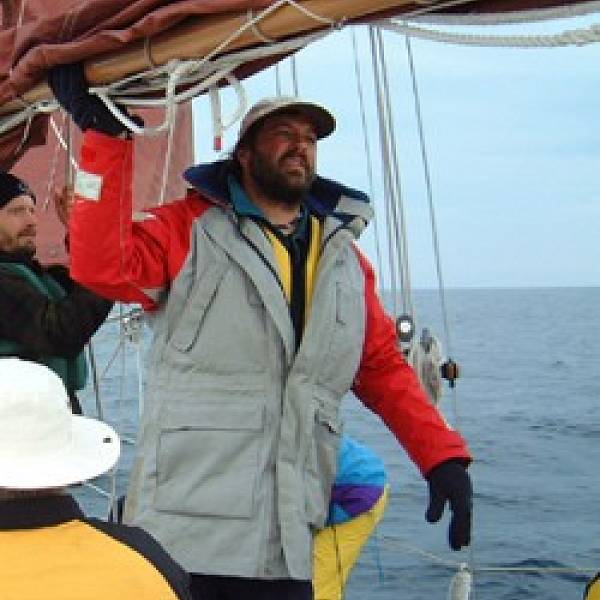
0,358,120,490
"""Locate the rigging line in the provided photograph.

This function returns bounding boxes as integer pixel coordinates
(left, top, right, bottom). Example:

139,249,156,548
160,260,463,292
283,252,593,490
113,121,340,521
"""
291,56,299,96
48,116,79,178
369,25,399,317
103,31,324,103
87,341,104,422
350,28,386,292
65,118,72,186
275,64,283,95
157,94,179,206
119,304,127,413
43,113,69,212
379,533,599,575
376,27,415,318
9,107,35,156
97,334,127,381
108,463,118,520
404,35,454,359
380,19,600,48
402,37,471,573
188,0,334,77
82,481,112,500
379,533,463,568
136,334,145,421
402,0,480,20
41,3,87,209
399,33,468,437
373,28,402,308
91,0,299,135
473,566,599,574
405,0,600,25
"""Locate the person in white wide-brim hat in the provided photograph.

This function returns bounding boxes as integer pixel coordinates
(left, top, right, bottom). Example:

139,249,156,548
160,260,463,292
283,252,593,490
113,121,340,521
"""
0,358,193,600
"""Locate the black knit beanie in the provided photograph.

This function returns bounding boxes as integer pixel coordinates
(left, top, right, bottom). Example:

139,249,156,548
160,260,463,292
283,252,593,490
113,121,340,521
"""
0,173,36,209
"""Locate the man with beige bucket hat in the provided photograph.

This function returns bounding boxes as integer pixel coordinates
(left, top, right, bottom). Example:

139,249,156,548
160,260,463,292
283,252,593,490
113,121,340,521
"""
0,358,193,600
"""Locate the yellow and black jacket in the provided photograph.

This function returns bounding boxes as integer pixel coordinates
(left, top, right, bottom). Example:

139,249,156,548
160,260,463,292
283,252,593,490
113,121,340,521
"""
0,494,192,600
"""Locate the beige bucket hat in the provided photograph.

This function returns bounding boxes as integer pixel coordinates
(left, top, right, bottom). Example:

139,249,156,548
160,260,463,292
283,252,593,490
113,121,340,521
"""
238,96,336,142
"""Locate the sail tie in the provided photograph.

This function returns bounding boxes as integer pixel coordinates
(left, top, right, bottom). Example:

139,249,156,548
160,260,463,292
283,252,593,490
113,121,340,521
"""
143,36,159,69
247,10,277,44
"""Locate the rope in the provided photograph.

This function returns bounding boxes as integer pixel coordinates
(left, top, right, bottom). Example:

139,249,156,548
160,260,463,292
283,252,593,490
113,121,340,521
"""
379,28,414,318
291,56,299,96
157,90,179,205
87,305,143,447
350,28,386,292
369,26,399,317
87,341,104,421
403,34,455,365
283,0,338,27
370,26,415,319
378,532,598,575
275,64,283,95
143,36,159,68
380,19,600,49
0,98,53,138
2,0,333,140
247,9,277,43
89,33,322,136
42,114,68,212
409,0,600,26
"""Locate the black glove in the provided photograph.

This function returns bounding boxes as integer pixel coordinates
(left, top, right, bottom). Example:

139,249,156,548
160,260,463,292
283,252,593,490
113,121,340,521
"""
425,459,472,551
48,62,139,136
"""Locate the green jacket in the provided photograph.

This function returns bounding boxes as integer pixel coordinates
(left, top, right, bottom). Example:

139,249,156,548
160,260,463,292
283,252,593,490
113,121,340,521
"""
0,254,112,396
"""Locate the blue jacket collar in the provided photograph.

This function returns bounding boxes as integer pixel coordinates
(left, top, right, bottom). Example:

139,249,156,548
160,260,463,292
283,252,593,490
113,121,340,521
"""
183,161,372,226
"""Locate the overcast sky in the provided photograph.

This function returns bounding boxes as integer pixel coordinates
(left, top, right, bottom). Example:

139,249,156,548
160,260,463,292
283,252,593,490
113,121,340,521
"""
193,12,600,289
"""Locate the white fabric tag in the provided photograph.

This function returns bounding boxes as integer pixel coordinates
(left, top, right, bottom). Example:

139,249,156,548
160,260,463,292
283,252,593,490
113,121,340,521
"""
74,169,103,201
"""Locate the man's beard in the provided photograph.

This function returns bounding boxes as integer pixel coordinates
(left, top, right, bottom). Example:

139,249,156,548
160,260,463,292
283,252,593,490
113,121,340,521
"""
0,228,36,256
249,149,315,206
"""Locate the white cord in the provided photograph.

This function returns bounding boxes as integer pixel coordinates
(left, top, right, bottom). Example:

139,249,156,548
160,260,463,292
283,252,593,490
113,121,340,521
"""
409,0,600,26
351,28,386,293
380,19,600,49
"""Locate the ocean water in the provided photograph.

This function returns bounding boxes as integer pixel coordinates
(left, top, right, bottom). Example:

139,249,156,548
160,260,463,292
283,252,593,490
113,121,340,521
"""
75,287,600,600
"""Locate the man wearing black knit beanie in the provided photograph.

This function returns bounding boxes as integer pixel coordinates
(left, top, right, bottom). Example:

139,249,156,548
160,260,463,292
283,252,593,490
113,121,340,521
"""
0,172,113,413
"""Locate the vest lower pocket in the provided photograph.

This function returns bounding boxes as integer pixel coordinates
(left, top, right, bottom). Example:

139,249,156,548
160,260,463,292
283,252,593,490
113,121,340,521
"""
304,406,341,528
155,401,263,518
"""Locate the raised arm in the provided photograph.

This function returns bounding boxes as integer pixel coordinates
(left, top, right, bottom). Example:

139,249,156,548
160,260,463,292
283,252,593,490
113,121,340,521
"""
70,131,205,309
48,64,206,310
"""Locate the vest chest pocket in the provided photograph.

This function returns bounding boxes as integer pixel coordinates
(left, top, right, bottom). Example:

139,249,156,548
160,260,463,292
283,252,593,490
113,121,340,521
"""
169,261,229,352
317,280,365,393
155,401,263,518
